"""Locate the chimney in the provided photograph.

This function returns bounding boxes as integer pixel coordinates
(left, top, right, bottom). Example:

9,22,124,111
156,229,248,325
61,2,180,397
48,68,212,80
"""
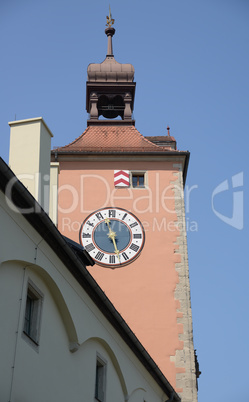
9,117,53,213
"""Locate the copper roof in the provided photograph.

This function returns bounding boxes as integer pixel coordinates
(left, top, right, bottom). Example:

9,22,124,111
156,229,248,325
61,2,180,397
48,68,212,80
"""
87,56,134,83
53,125,176,154
87,25,134,83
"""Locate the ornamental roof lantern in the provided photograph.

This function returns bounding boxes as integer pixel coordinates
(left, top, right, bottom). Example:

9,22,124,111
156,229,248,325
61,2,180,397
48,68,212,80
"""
86,8,136,126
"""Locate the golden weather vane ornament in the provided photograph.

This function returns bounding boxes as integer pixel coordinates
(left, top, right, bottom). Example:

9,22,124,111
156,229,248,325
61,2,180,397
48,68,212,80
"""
106,5,115,27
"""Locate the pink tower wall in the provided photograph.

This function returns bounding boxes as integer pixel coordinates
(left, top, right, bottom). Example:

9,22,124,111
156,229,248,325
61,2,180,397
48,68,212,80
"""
57,158,190,393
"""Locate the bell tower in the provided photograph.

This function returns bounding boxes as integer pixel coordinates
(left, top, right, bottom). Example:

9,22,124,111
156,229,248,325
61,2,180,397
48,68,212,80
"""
86,13,135,125
52,11,199,402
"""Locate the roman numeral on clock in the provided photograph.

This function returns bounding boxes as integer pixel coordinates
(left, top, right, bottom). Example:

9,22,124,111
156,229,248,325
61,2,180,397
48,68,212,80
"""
109,210,116,218
109,255,116,264
130,222,138,228
129,243,139,252
122,252,129,261
95,212,104,221
133,234,142,239
95,251,104,261
82,233,91,238
122,213,127,220
85,243,95,252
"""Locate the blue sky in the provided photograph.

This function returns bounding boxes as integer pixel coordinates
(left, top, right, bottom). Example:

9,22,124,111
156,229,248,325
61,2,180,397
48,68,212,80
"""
1,1,249,401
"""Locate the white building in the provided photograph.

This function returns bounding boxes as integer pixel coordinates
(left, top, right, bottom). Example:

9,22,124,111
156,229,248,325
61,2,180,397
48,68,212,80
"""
0,154,180,402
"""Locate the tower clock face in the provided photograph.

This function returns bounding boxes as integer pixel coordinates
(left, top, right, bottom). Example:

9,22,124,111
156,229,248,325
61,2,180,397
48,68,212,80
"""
79,207,145,268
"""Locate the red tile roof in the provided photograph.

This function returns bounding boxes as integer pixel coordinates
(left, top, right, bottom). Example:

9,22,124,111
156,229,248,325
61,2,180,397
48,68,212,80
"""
145,136,176,142
53,125,176,154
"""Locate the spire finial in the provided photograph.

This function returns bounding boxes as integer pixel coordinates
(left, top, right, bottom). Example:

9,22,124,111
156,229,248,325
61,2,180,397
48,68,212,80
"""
105,6,115,56
106,5,115,27
167,126,170,136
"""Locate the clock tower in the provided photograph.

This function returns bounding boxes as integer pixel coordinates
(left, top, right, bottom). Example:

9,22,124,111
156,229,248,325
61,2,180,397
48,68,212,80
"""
51,14,198,402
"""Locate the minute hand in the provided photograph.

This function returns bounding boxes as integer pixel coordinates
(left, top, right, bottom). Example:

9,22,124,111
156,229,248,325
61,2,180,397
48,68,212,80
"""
105,219,121,262
109,232,120,256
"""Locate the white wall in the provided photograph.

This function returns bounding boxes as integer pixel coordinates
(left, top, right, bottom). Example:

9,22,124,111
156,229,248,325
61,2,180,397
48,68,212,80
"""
0,190,170,402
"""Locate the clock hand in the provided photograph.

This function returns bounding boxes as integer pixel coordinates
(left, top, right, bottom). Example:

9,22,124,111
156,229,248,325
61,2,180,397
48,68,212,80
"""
105,218,121,262
109,232,120,260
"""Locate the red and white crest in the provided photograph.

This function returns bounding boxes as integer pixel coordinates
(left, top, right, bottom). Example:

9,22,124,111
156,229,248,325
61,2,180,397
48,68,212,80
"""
114,170,130,187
